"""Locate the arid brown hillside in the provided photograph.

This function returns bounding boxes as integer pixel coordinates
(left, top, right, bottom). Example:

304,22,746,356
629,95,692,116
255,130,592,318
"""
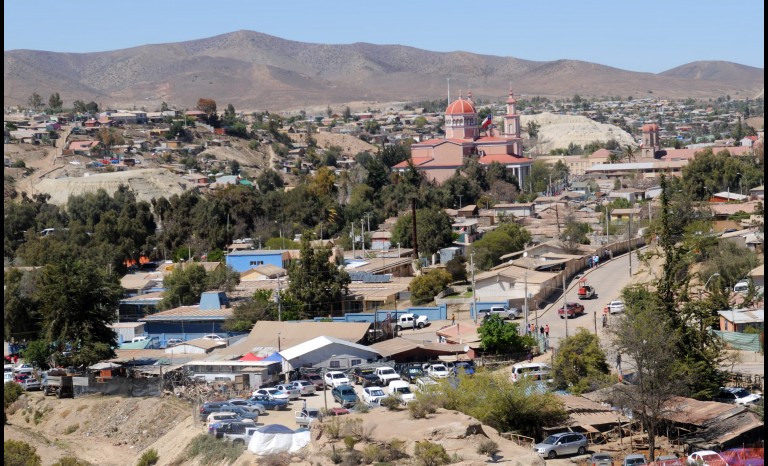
4,30,764,111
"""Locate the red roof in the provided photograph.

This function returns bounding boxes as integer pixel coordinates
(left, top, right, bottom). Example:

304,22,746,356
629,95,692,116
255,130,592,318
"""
478,154,532,165
445,98,476,115
238,352,265,362
641,123,659,132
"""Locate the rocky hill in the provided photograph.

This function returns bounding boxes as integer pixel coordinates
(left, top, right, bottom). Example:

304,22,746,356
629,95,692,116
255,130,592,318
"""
4,30,764,112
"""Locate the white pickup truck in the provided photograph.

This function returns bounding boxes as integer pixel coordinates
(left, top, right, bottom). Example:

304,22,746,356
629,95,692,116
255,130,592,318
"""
373,366,400,386
393,313,429,330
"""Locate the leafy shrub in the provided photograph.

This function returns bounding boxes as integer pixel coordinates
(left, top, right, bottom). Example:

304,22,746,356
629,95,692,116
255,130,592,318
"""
353,401,370,413
52,457,91,466
12,160,26,168
344,436,358,451
181,434,244,464
329,445,343,464
325,416,343,439
408,401,428,419
5,381,24,408
379,395,401,411
4,439,42,466
344,417,376,442
387,439,407,460
413,441,450,466
477,439,499,457
362,444,386,464
136,448,159,466
63,423,80,434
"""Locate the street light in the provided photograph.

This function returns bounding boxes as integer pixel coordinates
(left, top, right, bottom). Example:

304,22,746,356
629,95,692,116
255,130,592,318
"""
699,273,721,301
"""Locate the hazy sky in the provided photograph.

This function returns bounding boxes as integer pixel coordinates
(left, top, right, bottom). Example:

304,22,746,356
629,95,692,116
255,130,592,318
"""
4,1,764,73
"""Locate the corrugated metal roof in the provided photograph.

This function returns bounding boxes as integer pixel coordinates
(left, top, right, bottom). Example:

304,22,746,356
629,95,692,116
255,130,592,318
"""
661,397,745,426
279,336,380,361
221,321,371,358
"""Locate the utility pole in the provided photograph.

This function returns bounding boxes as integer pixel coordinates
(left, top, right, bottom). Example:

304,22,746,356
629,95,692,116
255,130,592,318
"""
555,204,561,237
361,218,366,259
628,213,633,279
563,273,569,338
276,278,282,322
523,253,529,335
351,223,355,258
471,251,477,324
411,198,419,259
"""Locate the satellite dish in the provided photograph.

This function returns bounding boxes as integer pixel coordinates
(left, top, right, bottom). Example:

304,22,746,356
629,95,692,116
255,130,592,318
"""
463,345,470,353
523,252,528,258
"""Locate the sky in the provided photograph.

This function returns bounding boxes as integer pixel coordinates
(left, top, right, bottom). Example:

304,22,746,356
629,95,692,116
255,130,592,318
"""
4,1,764,73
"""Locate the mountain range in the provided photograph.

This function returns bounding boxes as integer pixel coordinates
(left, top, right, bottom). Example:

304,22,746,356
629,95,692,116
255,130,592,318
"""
3,30,764,112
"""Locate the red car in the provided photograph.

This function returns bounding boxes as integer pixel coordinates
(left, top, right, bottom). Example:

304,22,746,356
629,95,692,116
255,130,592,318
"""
558,302,586,319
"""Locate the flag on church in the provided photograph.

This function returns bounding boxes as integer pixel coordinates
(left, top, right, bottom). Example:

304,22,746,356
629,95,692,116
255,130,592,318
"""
481,113,493,129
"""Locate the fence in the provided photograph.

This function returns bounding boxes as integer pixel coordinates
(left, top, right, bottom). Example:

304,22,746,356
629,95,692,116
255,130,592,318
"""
72,376,163,397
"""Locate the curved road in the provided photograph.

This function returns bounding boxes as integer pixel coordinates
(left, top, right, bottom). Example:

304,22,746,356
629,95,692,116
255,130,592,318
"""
530,249,643,353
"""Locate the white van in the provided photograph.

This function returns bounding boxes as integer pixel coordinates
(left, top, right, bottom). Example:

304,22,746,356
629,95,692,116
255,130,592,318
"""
387,380,416,404
130,336,149,343
510,362,551,383
733,280,750,293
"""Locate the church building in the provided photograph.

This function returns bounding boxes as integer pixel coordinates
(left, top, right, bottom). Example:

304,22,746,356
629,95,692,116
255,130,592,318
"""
393,88,533,184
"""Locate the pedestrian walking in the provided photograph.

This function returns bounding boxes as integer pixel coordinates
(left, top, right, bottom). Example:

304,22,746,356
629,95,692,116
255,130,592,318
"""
412,319,417,331
530,323,535,334
527,351,533,363
616,353,622,371
593,254,600,268
588,257,593,268
602,314,608,328
451,313,456,326
539,325,545,337
544,324,549,337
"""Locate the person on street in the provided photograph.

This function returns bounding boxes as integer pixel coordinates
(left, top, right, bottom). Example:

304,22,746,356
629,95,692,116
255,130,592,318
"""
544,324,549,337
527,351,533,363
451,313,456,326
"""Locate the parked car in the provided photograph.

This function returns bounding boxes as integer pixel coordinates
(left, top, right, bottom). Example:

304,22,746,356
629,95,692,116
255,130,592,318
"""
623,454,648,466
202,334,227,341
221,424,259,445
453,361,475,376
199,401,237,420
590,453,613,466
387,380,415,404
206,411,255,426
558,302,586,319
290,380,316,396
304,372,326,391
652,455,684,466
248,395,289,411
713,387,762,405
607,300,625,314
425,364,451,379
213,406,259,422
208,420,253,439
362,386,387,405
324,371,351,388
393,313,430,330
331,385,359,407
533,432,588,459
274,384,302,400
511,362,552,383
480,306,521,320
399,365,424,383
251,387,291,401
18,377,41,391
295,407,323,428
415,377,439,392
733,280,751,293
348,367,380,387
686,451,727,466
226,398,267,415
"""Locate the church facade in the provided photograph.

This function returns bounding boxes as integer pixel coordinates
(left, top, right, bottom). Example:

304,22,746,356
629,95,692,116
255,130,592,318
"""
393,89,533,184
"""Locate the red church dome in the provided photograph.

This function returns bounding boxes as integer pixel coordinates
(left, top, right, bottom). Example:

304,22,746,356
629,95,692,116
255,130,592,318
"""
445,98,476,115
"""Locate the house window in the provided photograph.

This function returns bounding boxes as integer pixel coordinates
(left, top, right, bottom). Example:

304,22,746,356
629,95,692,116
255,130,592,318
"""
329,360,341,369
249,260,264,267
350,359,362,367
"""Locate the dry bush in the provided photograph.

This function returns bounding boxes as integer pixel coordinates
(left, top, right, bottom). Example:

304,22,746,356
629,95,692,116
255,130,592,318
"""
344,417,376,442
63,423,80,434
408,401,428,419
325,417,344,440
259,452,291,466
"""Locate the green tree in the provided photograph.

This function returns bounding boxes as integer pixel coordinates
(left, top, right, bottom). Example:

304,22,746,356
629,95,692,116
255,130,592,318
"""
159,263,208,309
224,290,276,332
4,439,42,466
444,256,467,283
85,101,99,113
286,235,350,318
413,116,428,129
27,92,44,112
4,268,39,342
390,208,453,258
470,222,531,270
20,340,52,370
72,100,87,113
610,289,690,461
48,93,63,112
205,265,241,292
552,329,611,394
526,120,540,139
478,315,532,354
36,258,121,366
441,370,567,438
408,269,452,305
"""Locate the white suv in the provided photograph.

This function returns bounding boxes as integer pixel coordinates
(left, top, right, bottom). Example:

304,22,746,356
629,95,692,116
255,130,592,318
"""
607,300,625,314
323,371,351,388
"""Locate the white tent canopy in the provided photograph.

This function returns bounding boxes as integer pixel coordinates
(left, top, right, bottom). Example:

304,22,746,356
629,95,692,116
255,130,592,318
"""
247,424,310,455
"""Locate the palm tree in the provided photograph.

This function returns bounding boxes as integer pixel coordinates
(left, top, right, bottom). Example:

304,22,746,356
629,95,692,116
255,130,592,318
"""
623,145,636,163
